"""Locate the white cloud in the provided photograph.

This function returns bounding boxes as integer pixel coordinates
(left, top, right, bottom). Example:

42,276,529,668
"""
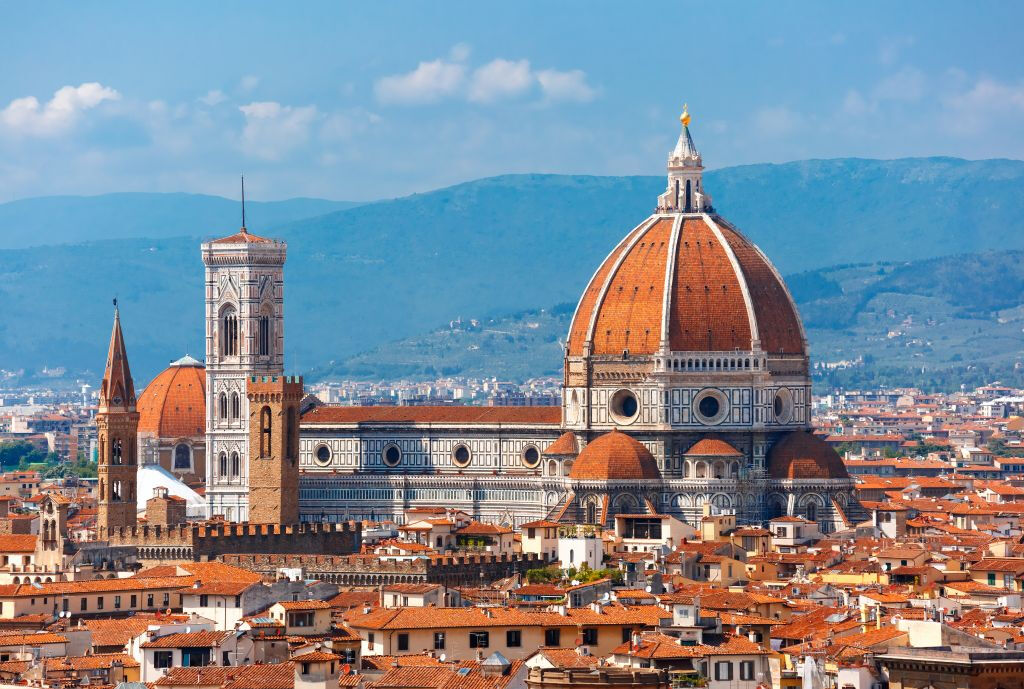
536,69,597,103
238,101,318,159
375,58,466,105
873,67,926,103
468,59,533,103
0,82,120,136
200,89,227,106
942,76,1024,134
753,106,803,136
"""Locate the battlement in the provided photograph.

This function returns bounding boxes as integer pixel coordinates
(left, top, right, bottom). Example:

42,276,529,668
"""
103,520,361,562
248,375,304,391
222,551,546,586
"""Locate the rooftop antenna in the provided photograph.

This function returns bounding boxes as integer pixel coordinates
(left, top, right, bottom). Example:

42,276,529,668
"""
240,174,247,232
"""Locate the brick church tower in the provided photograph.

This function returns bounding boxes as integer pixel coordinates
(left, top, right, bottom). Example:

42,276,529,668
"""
247,375,302,525
97,305,139,536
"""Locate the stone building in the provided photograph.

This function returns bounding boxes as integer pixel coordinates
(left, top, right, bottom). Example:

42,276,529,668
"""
294,110,854,530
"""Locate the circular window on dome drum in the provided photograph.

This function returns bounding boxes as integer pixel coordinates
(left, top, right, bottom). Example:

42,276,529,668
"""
693,389,729,425
314,444,332,466
382,443,402,467
522,445,541,469
609,389,641,425
774,388,793,424
452,443,472,468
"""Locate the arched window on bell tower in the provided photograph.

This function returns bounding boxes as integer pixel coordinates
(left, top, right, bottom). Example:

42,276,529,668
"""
219,393,228,419
260,406,272,458
221,305,238,357
112,439,122,465
231,392,240,419
258,304,273,357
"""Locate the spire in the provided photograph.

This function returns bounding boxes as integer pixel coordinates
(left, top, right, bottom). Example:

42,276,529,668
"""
240,174,247,234
671,104,700,163
99,300,136,412
657,104,711,213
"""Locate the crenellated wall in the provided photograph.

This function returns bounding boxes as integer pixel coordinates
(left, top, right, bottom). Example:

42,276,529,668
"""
222,551,548,586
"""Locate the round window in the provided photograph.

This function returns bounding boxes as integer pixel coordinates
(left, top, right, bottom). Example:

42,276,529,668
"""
522,446,541,469
382,444,402,467
314,444,332,466
610,389,641,424
698,396,720,418
452,444,472,467
774,389,793,423
693,389,729,425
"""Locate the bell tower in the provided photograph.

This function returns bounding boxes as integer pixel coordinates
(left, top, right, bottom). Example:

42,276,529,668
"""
97,304,139,536
202,213,286,522
246,375,302,525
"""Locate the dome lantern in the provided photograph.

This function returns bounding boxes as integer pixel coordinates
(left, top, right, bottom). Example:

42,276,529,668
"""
658,104,712,213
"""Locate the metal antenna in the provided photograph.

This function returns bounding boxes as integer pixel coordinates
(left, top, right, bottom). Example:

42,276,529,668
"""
241,174,246,231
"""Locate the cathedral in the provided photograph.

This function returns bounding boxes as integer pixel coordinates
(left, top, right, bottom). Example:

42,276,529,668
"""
127,109,853,532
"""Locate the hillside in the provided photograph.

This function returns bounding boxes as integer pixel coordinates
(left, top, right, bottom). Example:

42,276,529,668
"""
0,193,361,249
313,251,1024,392
1,157,1023,387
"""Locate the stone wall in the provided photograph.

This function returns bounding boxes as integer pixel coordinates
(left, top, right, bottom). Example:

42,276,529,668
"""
222,551,548,586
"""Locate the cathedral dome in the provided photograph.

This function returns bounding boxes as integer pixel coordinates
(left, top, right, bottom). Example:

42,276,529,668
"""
566,110,804,360
138,355,206,439
566,214,805,358
569,430,661,481
766,431,850,480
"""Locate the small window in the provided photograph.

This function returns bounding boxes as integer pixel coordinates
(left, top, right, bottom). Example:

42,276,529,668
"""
452,444,472,468
174,444,191,470
314,444,332,466
715,661,733,681
740,660,755,681
544,629,561,646
200,594,209,607
522,446,541,469
368,633,375,647
154,651,173,669
505,630,521,648
469,631,489,648
434,632,445,650
382,444,402,467
114,595,121,610
397,633,409,651
582,628,598,645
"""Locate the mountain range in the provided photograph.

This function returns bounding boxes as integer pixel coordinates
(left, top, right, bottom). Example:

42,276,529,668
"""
1,156,1022,389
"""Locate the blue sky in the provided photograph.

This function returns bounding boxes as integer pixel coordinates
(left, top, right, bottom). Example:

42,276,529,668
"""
1,2,1022,202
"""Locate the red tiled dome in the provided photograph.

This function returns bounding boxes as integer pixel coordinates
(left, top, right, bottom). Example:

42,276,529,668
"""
566,215,804,357
684,438,743,456
767,431,850,480
138,356,206,439
569,430,661,481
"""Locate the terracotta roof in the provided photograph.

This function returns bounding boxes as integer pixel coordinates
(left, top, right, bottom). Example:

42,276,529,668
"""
0,575,193,598
153,664,294,689
567,215,804,357
543,432,579,456
0,534,39,552
85,615,179,649
302,405,560,425
568,431,661,481
44,653,139,671
348,604,667,631
141,630,230,648
138,359,206,439
767,431,850,480
0,632,67,646
209,228,274,245
275,599,332,610
685,438,743,456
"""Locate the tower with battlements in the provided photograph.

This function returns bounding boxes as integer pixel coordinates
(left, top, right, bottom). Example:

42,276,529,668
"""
247,375,303,525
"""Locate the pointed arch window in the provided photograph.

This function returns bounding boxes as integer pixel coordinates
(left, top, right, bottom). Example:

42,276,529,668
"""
112,481,121,501
219,452,227,478
231,451,240,477
286,406,296,463
260,406,273,458
219,393,228,419
221,306,239,357
231,392,240,419
112,439,123,465
258,308,272,356
586,502,597,525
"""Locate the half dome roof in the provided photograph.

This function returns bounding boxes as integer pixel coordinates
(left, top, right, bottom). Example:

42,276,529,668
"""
767,431,849,480
566,214,804,357
569,430,661,481
138,357,206,439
